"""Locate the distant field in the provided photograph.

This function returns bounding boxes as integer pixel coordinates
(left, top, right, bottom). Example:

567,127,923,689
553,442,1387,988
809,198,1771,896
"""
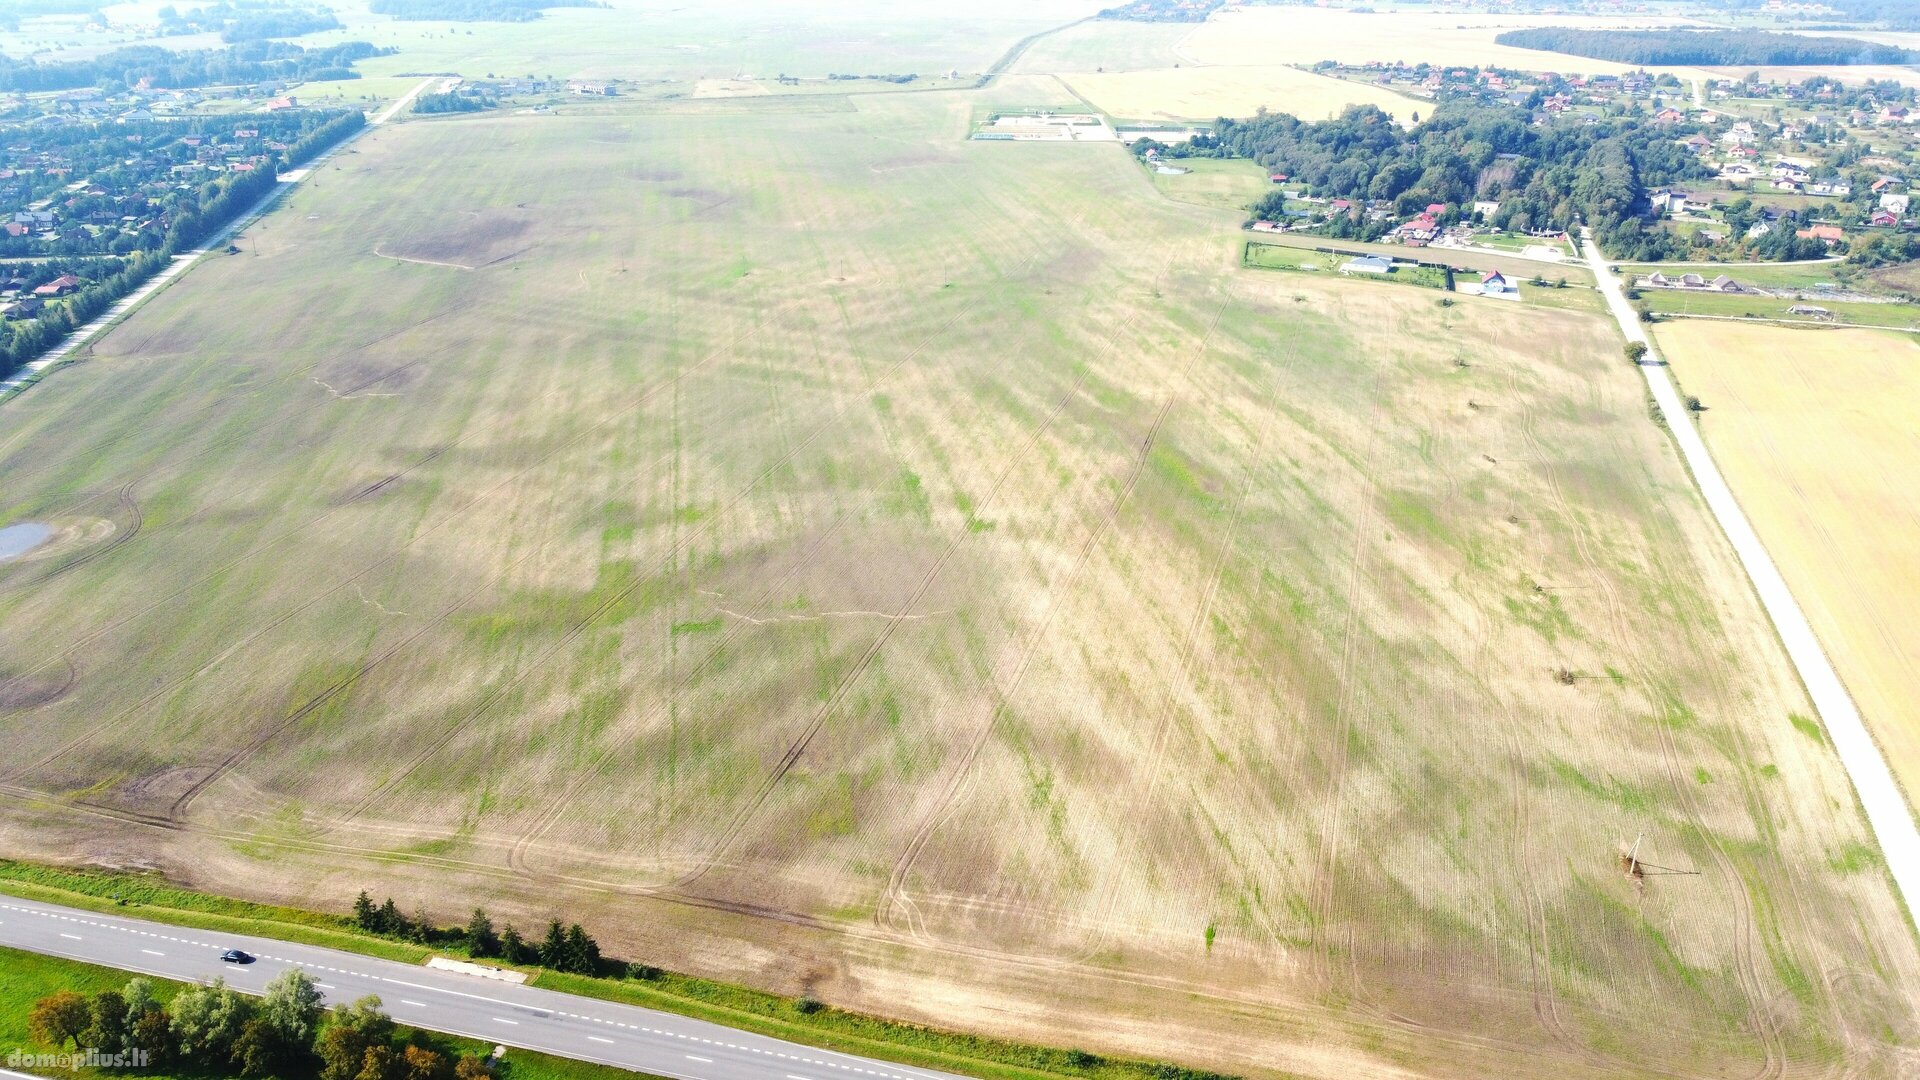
1654,320,1920,823
1176,8,1715,77
1063,63,1422,121
1642,288,1920,327
1011,18,1195,74
0,17,1914,1080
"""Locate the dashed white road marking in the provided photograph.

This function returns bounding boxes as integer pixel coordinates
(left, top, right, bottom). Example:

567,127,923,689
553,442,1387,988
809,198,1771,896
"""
588,1036,614,1044
0,900,932,1080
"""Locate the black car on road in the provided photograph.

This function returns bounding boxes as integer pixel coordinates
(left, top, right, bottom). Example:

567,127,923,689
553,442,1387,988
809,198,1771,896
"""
220,949,254,964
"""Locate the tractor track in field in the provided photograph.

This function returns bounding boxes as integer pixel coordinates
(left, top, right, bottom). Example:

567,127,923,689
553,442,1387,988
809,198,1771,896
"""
1510,370,1788,1080
502,513,852,877
1307,371,1383,998
671,301,1146,894
337,254,1049,834
1054,298,1241,956
28,483,142,585
14,296,808,800
1466,362,1625,1071
0,772,1747,1079
0,325,467,704
876,310,1208,937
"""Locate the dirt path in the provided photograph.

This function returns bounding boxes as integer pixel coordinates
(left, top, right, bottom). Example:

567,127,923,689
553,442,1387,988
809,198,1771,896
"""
1582,226,1920,925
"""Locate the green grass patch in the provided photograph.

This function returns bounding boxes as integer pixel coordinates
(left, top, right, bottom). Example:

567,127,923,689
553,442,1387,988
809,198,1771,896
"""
1787,712,1825,745
1829,842,1881,874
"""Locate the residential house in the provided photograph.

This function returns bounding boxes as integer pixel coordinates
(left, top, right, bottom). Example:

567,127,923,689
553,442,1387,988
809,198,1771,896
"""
1870,209,1899,227
1880,192,1910,214
1796,224,1846,244
2,298,44,319
1393,212,1440,245
33,274,81,296
1341,256,1392,274
1472,200,1500,219
1478,270,1515,295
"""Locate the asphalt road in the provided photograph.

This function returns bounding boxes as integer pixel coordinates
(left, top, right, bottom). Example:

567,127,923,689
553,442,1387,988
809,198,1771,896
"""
0,895,970,1080
1582,228,1920,921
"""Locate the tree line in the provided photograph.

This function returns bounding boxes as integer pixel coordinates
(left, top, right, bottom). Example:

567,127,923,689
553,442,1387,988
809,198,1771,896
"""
0,40,390,93
158,3,344,44
1493,27,1919,66
411,91,494,114
1141,100,1715,260
28,971,494,1080
352,892,608,976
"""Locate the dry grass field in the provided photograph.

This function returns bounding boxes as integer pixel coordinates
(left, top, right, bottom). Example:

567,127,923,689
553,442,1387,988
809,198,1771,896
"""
1062,63,1422,122
0,47,1914,1080
1656,320,1920,819
1174,9,1715,80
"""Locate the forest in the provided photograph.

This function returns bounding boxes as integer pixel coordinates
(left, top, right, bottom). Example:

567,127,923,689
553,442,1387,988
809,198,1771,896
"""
158,2,343,43
1494,27,1919,66
0,41,388,93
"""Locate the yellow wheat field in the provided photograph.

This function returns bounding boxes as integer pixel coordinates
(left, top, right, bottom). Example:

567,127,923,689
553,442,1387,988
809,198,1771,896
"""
1064,63,1423,121
1657,320,1920,803
1177,8,1715,79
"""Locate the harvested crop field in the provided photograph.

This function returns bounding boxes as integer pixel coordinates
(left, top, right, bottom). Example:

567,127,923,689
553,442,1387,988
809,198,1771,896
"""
1656,320,1920,819
0,74,1914,1080
1062,63,1421,122
1175,8,1714,78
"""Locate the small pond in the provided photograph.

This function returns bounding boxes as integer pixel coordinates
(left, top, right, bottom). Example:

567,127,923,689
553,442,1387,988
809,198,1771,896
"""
0,522,53,561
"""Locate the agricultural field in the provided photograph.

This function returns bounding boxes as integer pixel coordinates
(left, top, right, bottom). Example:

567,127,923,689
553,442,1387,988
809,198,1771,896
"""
1640,288,1920,328
1008,18,1195,75
1174,8,1716,78
1062,63,1422,123
1146,157,1271,213
1654,320,1920,826
0,19,1914,1080
288,0,1084,85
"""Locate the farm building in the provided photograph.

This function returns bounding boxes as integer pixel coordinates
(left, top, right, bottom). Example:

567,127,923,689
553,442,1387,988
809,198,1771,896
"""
1340,256,1392,274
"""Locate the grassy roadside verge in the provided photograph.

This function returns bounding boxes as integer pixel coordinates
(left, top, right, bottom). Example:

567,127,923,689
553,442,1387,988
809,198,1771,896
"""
0,945,654,1080
0,862,1244,1080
